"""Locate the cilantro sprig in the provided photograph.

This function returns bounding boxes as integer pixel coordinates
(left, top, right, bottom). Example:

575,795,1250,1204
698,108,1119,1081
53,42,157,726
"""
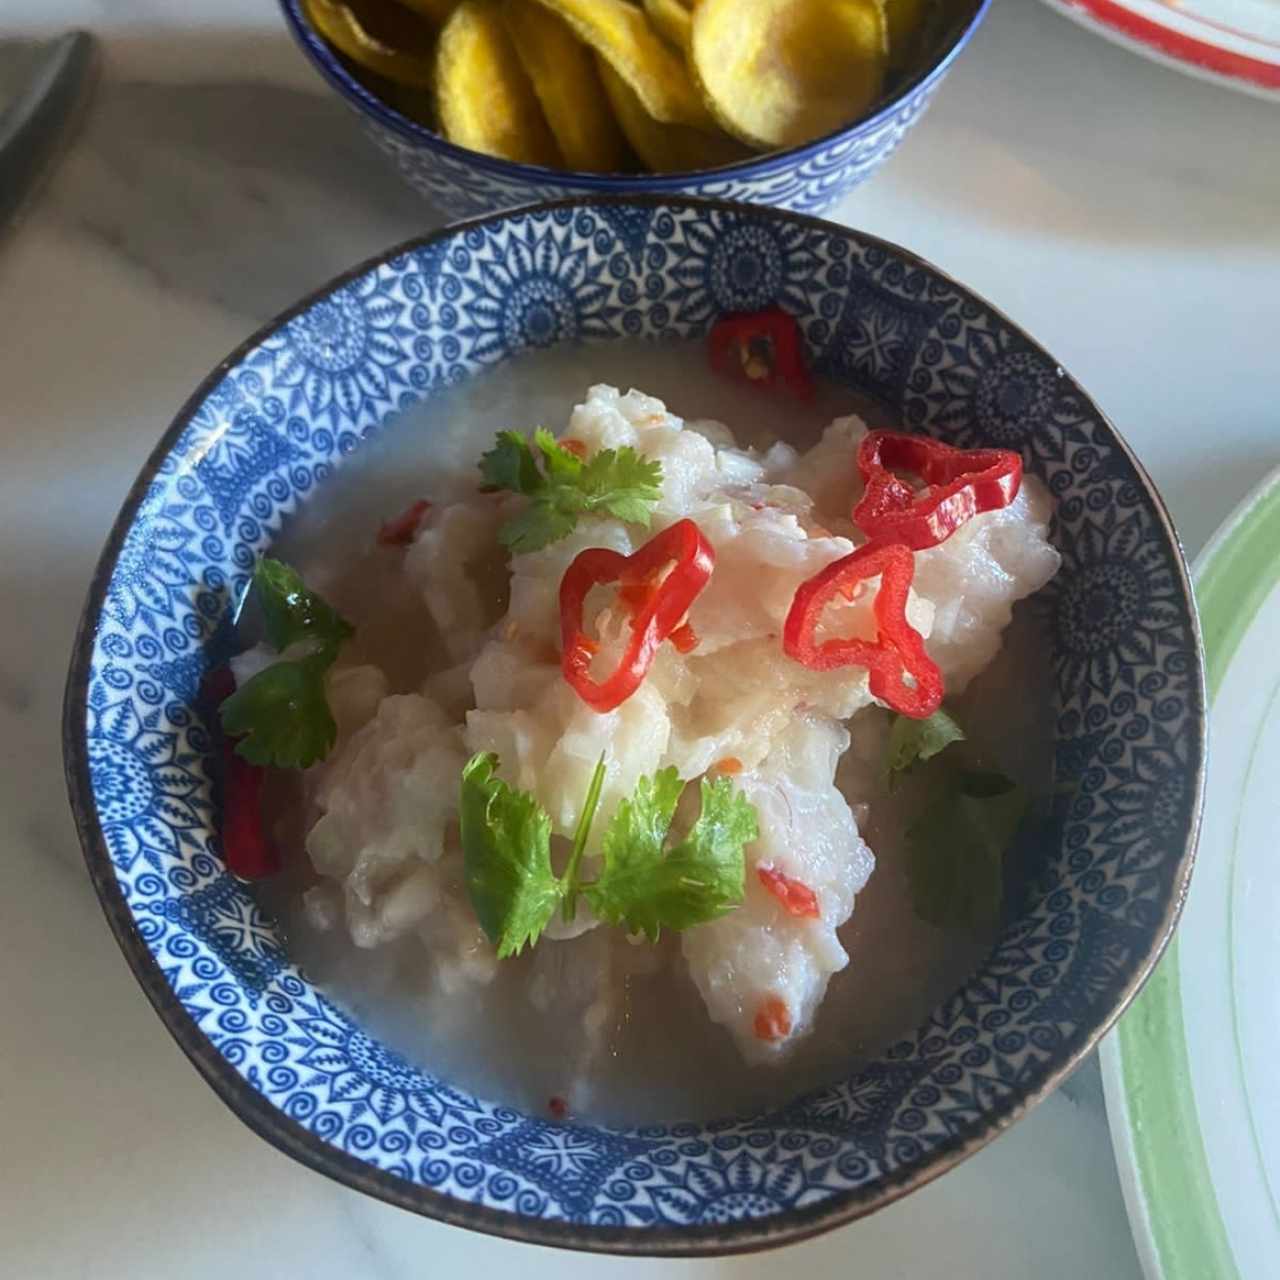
587,769,755,941
479,429,663,554
219,558,354,769
459,753,756,957
883,707,965,791
883,706,1030,929
906,768,1029,931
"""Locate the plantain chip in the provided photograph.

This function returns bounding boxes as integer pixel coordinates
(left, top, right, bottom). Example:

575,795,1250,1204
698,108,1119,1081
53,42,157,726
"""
691,0,887,149
529,0,714,130
395,0,461,22
881,0,927,69
436,0,562,165
502,0,630,172
597,56,750,174
304,0,437,87
643,0,692,51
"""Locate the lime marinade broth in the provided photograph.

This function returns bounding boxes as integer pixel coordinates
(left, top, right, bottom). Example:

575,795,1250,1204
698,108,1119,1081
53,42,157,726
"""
252,339,1053,1127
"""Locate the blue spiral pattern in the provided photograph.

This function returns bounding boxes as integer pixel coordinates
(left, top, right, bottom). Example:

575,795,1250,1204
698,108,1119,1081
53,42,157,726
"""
361,79,939,220
76,201,1200,1230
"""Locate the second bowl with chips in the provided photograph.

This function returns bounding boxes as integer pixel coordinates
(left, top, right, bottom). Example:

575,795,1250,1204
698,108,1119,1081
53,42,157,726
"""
281,0,991,218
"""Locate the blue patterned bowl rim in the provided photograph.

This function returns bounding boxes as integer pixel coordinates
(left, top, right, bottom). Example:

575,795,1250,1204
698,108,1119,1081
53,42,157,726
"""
62,195,1205,1255
277,0,991,187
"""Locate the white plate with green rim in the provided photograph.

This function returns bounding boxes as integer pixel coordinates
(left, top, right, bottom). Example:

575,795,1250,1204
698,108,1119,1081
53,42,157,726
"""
1102,466,1280,1280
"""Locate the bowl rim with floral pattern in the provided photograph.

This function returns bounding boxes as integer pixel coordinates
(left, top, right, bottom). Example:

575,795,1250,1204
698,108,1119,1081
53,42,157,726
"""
276,0,991,187
62,195,1205,1256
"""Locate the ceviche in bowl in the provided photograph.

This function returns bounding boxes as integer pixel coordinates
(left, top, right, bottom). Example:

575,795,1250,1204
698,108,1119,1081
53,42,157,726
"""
64,198,1203,1254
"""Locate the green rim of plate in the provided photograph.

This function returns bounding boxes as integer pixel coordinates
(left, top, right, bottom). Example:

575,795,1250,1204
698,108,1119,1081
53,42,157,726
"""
1110,468,1280,1280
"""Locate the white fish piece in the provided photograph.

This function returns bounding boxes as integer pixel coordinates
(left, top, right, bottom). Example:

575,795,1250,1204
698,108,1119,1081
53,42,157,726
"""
681,715,875,1064
777,414,868,524
911,476,1061,692
307,693,468,945
297,385,1059,1067
404,499,505,665
326,663,390,741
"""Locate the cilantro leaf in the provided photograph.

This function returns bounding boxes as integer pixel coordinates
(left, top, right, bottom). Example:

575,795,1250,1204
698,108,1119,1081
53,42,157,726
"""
885,707,965,791
479,430,543,495
576,448,663,525
220,653,338,769
220,559,354,769
586,768,684,934
459,753,560,958
499,499,577,555
534,427,584,484
586,769,755,941
253,557,354,654
906,768,1029,931
456,755,758,958
478,429,663,553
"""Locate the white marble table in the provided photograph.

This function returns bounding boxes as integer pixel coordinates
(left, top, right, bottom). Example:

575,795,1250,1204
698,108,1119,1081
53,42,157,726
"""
3,1,1277,1274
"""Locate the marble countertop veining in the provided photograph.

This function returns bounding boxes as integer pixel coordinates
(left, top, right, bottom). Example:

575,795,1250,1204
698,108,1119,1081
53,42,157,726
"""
2,1,1277,1276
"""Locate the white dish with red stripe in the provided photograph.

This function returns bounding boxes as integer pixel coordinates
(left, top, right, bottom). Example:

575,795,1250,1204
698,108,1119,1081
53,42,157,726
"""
1040,0,1280,99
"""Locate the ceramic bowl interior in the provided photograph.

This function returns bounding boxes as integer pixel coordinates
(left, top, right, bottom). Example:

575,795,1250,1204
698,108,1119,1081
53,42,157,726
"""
64,196,1204,1255
277,0,991,218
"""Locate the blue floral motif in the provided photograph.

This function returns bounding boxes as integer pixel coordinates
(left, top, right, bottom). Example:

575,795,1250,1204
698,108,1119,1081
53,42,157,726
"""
664,208,830,324
1053,500,1186,704
455,215,621,361
1093,728,1195,878
903,311,1081,452
644,1144,841,1224
106,495,203,634
267,271,414,428
288,998,483,1130
86,695,207,874
1019,903,1153,1032
70,199,1202,1242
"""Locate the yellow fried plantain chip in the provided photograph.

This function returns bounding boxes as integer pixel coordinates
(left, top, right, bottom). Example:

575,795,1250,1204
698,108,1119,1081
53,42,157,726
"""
436,0,562,165
502,0,630,172
304,0,437,87
597,56,750,174
529,0,714,130
395,0,461,22
691,0,887,149
881,0,927,69
643,0,691,51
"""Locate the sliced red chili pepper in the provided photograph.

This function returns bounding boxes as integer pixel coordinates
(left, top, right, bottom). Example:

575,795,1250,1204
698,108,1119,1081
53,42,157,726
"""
754,996,792,1042
376,498,432,548
783,540,942,719
201,666,280,880
221,746,279,879
758,865,820,919
708,306,814,398
558,438,588,459
560,518,715,713
853,430,1021,551
618,567,662,616
669,622,699,654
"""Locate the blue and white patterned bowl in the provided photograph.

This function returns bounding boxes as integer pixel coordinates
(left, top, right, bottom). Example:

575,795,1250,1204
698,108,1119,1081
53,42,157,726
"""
278,0,990,219
63,197,1204,1254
